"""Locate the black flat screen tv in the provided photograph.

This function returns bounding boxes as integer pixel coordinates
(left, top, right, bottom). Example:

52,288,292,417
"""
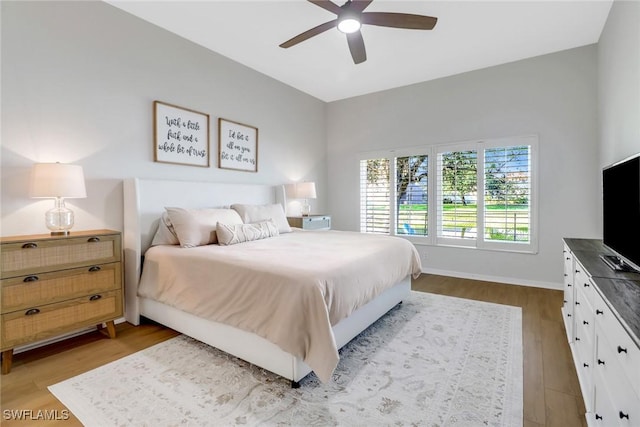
602,153,640,272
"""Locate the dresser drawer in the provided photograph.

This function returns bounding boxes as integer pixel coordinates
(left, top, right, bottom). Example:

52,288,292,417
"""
574,266,598,310
592,366,621,426
594,295,640,398
1,289,123,350
574,305,594,351
1,234,121,279
1,262,121,313
594,321,640,426
287,216,331,230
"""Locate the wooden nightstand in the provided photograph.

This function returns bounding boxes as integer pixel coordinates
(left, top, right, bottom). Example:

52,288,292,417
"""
0,229,123,374
287,215,331,230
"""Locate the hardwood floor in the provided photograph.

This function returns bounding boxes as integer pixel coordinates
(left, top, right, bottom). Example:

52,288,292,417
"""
1,274,585,426
0,322,179,426
412,274,586,427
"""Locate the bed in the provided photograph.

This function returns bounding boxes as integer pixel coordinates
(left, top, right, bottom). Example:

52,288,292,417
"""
123,178,421,386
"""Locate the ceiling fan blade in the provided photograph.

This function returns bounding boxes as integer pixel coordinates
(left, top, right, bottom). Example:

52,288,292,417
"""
351,0,374,13
307,0,342,15
346,30,367,64
361,12,437,30
279,20,337,48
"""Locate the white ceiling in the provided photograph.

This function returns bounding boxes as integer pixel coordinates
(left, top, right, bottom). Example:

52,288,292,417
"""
106,0,613,102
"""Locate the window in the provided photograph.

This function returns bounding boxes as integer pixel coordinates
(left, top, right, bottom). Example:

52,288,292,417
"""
396,155,428,236
436,150,477,242
360,158,390,234
359,136,537,253
484,145,531,244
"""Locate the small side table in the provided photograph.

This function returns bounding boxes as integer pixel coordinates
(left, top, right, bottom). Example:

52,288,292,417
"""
287,215,331,231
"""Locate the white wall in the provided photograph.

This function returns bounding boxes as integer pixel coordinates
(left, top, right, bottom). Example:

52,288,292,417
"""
326,46,600,289
1,1,327,236
2,1,618,290
598,0,640,167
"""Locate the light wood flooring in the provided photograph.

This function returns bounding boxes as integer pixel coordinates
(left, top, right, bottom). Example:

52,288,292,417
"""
1,274,585,426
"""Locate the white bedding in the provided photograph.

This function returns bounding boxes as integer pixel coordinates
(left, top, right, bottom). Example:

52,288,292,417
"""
138,229,422,382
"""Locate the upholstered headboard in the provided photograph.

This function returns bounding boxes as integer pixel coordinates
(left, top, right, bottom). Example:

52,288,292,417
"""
122,178,283,323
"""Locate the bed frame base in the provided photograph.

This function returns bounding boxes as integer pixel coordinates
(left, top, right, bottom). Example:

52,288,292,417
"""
138,277,410,384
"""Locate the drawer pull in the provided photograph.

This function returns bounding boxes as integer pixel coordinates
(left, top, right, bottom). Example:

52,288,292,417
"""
87,237,101,243
595,414,603,421
583,363,589,367
575,301,580,306
597,359,605,365
568,284,572,287
25,308,40,316
567,313,572,317
89,294,102,301
21,242,38,249
575,269,580,273
619,412,629,420
584,283,589,287
583,320,589,325
596,309,603,315
617,346,627,354
23,275,39,282
88,266,102,272
563,300,567,304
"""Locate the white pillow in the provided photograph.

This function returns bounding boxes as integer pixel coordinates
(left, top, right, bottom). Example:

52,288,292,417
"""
216,220,279,246
230,203,292,234
150,212,179,246
165,207,243,248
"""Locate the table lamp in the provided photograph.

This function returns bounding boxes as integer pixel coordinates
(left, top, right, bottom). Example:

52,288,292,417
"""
29,162,87,235
296,182,316,216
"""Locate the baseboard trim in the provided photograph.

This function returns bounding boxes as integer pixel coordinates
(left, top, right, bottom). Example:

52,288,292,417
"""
421,267,563,291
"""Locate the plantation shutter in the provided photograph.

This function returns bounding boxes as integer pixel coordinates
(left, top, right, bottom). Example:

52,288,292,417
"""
396,155,428,236
436,150,478,241
483,145,531,243
360,159,390,234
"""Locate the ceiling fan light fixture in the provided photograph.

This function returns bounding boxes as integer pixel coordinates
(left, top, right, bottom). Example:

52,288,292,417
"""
337,17,361,33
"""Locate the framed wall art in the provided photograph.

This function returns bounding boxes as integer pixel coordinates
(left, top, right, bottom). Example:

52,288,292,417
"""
218,118,258,172
154,101,210,167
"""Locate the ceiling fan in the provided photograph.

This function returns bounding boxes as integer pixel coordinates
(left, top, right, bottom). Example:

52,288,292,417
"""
279,0,438,65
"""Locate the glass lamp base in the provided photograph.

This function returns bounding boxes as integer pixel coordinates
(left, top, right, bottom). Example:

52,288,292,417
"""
45,198,74,235
301,201,311,217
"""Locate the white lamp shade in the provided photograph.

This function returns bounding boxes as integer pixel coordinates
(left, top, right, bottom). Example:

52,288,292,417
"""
30,163,87,198
296,182,316,199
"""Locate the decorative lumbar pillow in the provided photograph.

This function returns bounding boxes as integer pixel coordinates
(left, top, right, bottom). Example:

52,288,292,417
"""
230,203,292,234
165,207,244,248
150,211,180,246
216,220,279,246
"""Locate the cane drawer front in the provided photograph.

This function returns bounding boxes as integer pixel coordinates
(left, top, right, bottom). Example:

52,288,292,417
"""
1,262,121,313
1,231,121,279
1,289,122,350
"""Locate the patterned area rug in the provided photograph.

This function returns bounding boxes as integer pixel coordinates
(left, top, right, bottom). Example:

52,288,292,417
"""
49,292,522,426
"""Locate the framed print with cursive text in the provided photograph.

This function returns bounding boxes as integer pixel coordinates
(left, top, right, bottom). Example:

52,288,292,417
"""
154,101,210,167
218,118,258,172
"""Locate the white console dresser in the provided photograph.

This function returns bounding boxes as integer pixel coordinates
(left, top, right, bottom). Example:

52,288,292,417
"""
562,239,640,426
